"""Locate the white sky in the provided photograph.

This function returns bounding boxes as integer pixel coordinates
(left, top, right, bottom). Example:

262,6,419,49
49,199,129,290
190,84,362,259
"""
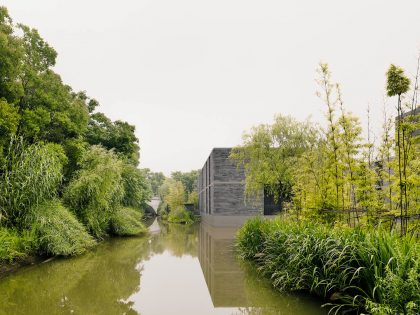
2,0,419,174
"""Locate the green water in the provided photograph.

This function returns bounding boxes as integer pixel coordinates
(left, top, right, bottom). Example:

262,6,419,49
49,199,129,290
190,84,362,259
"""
0,220,326,315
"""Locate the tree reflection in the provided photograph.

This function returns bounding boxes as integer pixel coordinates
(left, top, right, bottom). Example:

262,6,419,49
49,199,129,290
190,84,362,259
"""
0,236,150,315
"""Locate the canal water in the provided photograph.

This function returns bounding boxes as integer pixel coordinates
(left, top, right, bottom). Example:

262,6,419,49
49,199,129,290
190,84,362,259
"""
0,220,326,315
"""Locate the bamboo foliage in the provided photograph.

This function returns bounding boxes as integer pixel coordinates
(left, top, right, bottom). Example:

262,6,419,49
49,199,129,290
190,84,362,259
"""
232,62,419,232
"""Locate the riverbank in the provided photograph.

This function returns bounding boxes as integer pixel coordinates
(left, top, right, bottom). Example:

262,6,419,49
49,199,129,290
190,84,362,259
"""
236,217,420,315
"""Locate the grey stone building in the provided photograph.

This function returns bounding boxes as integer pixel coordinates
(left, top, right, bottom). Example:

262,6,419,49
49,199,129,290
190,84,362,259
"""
198,148,280,225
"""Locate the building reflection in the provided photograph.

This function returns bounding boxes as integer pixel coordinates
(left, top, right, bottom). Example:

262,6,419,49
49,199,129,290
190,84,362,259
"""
198,222,249,307
198,221,327,315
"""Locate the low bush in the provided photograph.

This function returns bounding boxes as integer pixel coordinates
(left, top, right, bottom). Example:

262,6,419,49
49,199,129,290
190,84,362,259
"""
236,217,419,314
168,205,194,224
31,200,95,256
0,227,35,263
109,207,146,236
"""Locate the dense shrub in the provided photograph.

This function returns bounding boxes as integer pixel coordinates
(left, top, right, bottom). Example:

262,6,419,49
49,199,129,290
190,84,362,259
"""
109,207,146,236
0,139,65,226
31,200,95,256
168,206,194,224
64,146,124,239
0,227,35,263
236,217,420,314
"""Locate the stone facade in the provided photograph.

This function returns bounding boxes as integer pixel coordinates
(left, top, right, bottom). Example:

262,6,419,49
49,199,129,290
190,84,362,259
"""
198,148,263,217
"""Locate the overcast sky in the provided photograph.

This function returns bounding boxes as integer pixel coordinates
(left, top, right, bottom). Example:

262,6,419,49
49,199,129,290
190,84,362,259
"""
2,1,420,174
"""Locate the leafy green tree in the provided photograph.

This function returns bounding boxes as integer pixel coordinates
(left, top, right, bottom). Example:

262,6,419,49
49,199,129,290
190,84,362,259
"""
165,181,186,211
143,168,166,196
231,115,316,209
86,112,140,165
0,100,19,158
121,163,151,209
0,7,23,103
171,170,199,194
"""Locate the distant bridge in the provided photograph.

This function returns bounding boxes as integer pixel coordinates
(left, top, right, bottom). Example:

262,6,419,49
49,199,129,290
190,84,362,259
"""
147,197,161,215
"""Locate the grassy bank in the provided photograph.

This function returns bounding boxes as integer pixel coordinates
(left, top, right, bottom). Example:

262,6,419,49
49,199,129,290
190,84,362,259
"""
236,217,419,314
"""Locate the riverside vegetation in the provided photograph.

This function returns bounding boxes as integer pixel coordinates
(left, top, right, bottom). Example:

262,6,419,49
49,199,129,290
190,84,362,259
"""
234,63,419,314
0,7,151,266
157,170,199,224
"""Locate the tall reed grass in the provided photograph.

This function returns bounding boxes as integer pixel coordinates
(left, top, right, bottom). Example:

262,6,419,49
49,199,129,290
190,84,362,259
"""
31,200,95,256
236,217,419,314
0,139,64,227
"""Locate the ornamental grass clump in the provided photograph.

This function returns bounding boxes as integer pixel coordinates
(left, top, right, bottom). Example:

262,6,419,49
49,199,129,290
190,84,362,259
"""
236,217,419,314
64,146,124,239
31,200,95,256
109,207,146,236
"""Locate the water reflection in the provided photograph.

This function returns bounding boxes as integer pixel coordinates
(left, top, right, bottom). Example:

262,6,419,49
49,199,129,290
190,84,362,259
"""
198,223,326,315
0,236,149,315
0,219,325,315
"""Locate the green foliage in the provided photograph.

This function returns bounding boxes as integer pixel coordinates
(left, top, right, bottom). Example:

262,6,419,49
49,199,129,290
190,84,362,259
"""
165,180,186,211
0,100,19,148
86,112,140,165
121,163,151,209
236,217,420,314
231,115,316,204
31,200,95,256
157,201,169,218
0,7,153,265
143,169,166,196
0,227,35,263
0,139,65,226
187,191,198,208
109,207,146,236
386,64,411,97
171,170,199,194
64,146,124,239
167,205,194,224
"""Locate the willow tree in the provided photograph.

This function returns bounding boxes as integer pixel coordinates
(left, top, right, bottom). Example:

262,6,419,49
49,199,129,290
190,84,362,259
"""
231,115,317,213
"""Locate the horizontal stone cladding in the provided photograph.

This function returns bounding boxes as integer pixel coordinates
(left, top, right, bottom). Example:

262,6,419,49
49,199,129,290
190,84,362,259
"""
213,183,262,216
198,148,263,216
212,148,245,182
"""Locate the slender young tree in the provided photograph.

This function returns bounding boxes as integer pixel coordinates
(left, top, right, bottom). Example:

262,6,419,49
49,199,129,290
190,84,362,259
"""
378,103,394,213
386,64,410,234
316,64,343,214
336,84,363,225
